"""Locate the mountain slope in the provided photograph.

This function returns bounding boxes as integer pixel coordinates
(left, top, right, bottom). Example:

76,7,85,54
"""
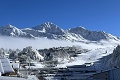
68,26,118,41
56,40,117,68
22,22,119,41
32,22,65,35
0,22,119,41
22,22,65,39
22,22,86,41
0,24,35,38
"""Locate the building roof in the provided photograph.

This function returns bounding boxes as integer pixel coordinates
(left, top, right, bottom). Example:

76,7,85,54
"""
0,57,14,73
0,76,36,80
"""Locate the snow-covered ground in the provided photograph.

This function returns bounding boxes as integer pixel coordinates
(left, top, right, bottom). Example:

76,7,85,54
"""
57,40,120,68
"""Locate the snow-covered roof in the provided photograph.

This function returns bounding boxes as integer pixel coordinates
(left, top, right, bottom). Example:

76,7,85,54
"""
0,57,14,73
0,76,37,80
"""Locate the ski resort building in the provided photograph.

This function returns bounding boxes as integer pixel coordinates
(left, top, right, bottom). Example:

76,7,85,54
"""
93,68,120,80
41,64,97,80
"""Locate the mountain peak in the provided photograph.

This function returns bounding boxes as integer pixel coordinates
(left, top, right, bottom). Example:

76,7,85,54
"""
77,26,86,30
4,24,15,28
32,22,64,35
44,22,54,25
68,26,87,32
32,22,59,30
68,26,119,41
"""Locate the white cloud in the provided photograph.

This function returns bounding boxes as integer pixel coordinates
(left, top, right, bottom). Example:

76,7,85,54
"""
0,36,119,50
0,36,76,49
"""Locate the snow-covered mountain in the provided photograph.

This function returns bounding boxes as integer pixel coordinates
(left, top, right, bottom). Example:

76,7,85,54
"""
32,22,65,35
0,22,119,41
22,22,65,39
0,24,35,38
68,26,118,41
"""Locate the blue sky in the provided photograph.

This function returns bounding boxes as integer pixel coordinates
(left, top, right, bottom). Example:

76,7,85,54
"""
0,0,120,36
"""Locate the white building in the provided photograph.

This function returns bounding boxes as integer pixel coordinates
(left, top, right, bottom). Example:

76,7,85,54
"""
0,57,14,75
0,57,39,80
43,64,96,80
